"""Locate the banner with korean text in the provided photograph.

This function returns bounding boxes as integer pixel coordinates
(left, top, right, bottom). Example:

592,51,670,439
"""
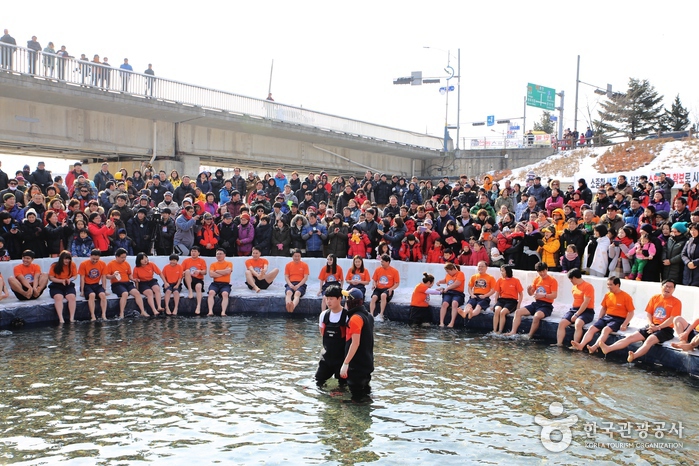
574,168,699,191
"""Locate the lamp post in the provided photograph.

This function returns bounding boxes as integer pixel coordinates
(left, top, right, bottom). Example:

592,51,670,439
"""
424,47,461,151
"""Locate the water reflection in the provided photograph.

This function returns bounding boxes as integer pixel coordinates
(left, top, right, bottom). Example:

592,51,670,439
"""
1,317,698,464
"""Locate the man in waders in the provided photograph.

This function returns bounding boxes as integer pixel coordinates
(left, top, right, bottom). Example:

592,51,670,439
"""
315,285,348,388
340,287,374,402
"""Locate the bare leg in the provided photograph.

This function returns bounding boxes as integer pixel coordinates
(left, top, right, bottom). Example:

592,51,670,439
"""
600,332,645,354
119,292,128,318
492,306,502,333
290,290,302,312
54,294,65,324
87,293,97,321
164,289,172,314
207,291,216,316
498,308,512,333
265,268,280,283
286,290,294,312
458,304,471,320
468,305,483,320
129,289,148,316
245,270,260,292
379,293,388,318
439,302,449,327
369,295,378,316
67,294,77,323
99,292,107,319
184,271,193,295
555,319,571,346
572,318,586,345
172,291,180,315
572,326,600,351
220,292,229,316
448,302,459,328
528,311,546,339
628,335,659,362
504,308,531,336
194,283,202,314
144,289,157,315
153,285,163,312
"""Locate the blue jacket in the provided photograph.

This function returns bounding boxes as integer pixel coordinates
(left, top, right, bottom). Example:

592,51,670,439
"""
301,222,328,252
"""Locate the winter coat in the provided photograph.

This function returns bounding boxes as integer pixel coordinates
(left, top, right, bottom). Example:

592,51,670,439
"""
127,216,152,254
196,222,220,252
236,222,255,256
347,232,371,258
1,221,23,259
681,236,699,287
21,218,47,257
588,236,611,276
174,214,198,249
538,235,561,269
383,225,407,259
271,224,291,256
302,222,328,253
44,222,72,256
326,222,349,258
113,236,134,256
399,239,423,262
218,221,237,256
71,234,95,257
402,185,423,206
253,221,273,256
662,234,687,282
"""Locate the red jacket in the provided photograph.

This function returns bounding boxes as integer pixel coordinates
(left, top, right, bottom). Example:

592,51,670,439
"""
399,240,423,262
88,222,115,252
426,245,444,263
347,232,371,258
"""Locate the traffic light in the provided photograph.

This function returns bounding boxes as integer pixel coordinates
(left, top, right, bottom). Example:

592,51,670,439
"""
393,77,411,85
423,78,440,84
496,119,510,124
472,122,485,126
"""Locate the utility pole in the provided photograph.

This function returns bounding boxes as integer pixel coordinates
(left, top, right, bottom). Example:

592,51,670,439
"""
574,55,580,132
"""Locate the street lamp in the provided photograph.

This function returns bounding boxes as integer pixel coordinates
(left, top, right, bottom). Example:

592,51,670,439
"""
573,55,623,132
424,47,461,151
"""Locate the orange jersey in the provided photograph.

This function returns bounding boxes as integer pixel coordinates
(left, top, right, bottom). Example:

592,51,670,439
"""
14,263,41,283
245,258,268,274
105,260,132,284
443,270,466,293
78,259,107,285
132,262,162,282
285,260,310,283
411,282,433,307
209,261,233,283
49,262,77,281
531,274,558,303
346,268,370,284
645,294,682,327
319,265,343,285
571,280,595,309
182,257,207,278
601,290,635,319
345,314,364,341
469,272,496,295
495,276,523,300
373,266,400,289
162,263,184,284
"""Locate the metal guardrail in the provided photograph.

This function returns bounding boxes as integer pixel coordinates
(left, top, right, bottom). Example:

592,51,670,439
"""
0,42,443,151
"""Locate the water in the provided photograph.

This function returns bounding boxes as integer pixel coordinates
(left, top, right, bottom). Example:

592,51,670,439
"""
1,317,698,465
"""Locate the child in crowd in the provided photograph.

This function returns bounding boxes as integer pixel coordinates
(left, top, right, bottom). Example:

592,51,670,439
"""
347,225,371,259
71,228,95,257
409,272,441,327
113,228,134,256
426,237,444,263
0,237,9,261
162,254,184,315
626,232,656,281
560,244,580,273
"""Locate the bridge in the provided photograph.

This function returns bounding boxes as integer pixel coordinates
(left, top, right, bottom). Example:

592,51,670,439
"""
0,42,447,177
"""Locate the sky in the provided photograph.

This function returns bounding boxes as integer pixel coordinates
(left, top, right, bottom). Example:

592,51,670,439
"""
3,0,699,169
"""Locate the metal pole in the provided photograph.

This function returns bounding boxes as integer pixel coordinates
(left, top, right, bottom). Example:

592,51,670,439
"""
456,48,461,149
443,51,450,152
574,55,580,132
268,59,274,95
522,95,527,144
557,91,565,142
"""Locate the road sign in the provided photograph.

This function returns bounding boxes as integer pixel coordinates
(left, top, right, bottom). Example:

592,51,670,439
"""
411,71,422,86
487,115,495,126
439,85,455,94
527,83,556,110
510,125,520,131
549,115,558,122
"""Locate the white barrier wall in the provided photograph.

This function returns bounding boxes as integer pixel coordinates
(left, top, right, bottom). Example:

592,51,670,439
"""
0,257,696,328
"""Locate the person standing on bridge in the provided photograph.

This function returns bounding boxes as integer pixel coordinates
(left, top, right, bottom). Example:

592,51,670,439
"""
0,29,16,71
26,36,41,75
144,63,155,97
119,58,132,91
94,163,114,192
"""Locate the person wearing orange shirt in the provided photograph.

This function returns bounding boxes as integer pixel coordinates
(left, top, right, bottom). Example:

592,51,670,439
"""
78,248,108,320
409,272,441,327
435,263,466,327
369,254,400,322
317,254,344,313
285,248,310,313
492,265,523,334
504,262,558,339
601,279,682,363
133,252,167,316
554,269,595,347
459,260,496,322
339,287,374,403
48,250,78,324
105,247,147,319
345,255,371,296
571,277,635,353
244,246,280,292
182,246,207,315
8,250,48,301
208,248,233,316
162,254,184,315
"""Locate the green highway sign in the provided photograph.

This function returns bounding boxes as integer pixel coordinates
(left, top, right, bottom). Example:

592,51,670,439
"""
527,83,556,110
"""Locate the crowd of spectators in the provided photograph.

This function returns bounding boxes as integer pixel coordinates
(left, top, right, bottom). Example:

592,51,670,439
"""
0,160,698,288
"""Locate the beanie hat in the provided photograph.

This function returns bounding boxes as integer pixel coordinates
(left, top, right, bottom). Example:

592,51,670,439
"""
672,222,688,234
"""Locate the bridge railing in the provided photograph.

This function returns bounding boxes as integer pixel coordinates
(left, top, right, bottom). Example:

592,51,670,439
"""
0,42,443,151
